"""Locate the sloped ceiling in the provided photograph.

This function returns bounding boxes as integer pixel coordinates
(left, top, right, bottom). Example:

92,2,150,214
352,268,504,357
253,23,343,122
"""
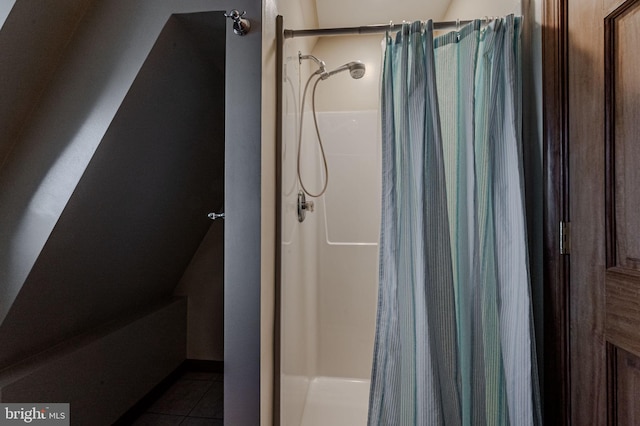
315,0,452,28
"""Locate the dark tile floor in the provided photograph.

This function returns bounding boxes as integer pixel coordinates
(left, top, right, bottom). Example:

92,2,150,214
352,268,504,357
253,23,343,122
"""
131,370,223,426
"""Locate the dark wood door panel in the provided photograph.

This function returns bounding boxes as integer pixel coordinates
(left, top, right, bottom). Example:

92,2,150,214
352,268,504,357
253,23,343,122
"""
606,268,640,357
569,0,640,423
568,0,608,422
605,0,640,361
612,347,640,424
610,0,640,271
603,3,640,423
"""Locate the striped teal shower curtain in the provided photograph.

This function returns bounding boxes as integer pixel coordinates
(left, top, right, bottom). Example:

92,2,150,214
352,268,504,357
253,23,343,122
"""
368,16,541,426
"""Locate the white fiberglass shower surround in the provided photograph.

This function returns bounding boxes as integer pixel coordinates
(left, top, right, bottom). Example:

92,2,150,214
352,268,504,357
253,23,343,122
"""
278,20,382,426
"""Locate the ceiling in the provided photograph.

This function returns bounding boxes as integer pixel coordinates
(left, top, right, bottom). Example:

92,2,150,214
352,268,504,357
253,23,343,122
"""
314,0,452,28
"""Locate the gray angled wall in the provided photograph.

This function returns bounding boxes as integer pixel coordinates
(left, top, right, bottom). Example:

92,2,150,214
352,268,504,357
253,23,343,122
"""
0,1,264,424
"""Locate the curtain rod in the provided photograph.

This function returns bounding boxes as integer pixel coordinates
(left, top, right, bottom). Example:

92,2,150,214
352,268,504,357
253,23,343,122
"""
283,20,477,39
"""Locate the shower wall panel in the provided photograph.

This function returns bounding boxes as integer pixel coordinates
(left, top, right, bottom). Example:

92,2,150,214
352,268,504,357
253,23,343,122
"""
281,34,382,425
281,44,320,426
315,111,380,379
281,38,382,426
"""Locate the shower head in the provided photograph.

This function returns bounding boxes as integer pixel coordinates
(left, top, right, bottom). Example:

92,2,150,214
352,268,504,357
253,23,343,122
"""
321,61,366,80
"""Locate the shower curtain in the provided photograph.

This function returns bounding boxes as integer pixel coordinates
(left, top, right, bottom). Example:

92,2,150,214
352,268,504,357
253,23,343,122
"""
368,16,541,426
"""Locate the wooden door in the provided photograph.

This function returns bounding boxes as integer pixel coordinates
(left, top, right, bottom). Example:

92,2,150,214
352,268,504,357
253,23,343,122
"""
567,0,640,423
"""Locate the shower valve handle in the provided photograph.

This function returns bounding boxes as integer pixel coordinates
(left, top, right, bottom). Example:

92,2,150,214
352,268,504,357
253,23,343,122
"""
297,191,314,222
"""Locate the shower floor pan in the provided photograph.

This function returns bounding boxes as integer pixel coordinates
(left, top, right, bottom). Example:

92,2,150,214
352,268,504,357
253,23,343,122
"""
300,377,370,426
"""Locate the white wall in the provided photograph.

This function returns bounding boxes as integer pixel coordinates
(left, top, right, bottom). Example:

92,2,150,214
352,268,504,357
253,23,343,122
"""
315,0,450,27
314,111,380,379
311,35,383,112
444,0,521,19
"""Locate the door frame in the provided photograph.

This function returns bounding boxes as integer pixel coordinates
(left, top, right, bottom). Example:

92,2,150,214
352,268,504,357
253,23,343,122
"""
542,0,571,423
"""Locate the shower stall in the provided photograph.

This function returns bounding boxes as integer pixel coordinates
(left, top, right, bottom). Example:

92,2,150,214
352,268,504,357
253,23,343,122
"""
278,21,384,425
276,6,542,425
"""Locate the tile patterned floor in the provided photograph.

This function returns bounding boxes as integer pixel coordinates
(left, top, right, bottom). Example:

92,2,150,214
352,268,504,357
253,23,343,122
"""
132,371,223,426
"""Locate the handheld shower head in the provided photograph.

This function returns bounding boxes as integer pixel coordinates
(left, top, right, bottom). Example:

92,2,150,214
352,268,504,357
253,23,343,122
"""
347,61,366,79
321,61,366,80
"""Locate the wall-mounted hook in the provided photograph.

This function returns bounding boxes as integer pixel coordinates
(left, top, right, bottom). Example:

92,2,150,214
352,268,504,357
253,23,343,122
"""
224,10,251,36
208,211,225,221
